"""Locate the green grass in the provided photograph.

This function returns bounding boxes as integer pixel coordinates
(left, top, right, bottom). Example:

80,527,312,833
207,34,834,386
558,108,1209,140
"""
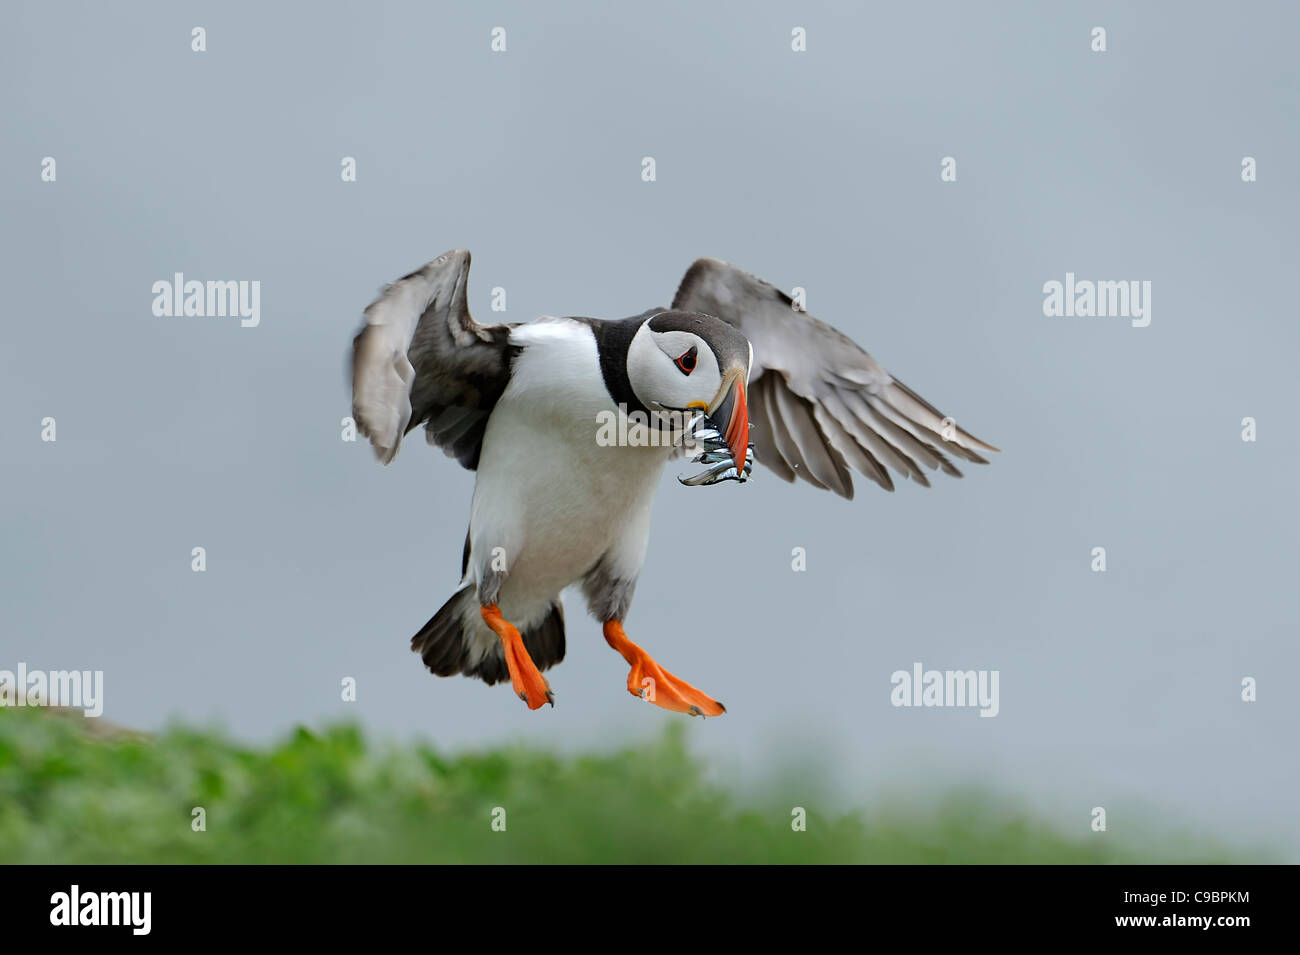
0,708,1244,863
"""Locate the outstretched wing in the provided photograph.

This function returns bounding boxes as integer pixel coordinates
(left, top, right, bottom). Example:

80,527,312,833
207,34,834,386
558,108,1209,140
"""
351,249,517,468
673,258,998,499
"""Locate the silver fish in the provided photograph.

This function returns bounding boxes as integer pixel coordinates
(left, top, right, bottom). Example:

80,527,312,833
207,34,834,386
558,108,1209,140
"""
678,413,754,487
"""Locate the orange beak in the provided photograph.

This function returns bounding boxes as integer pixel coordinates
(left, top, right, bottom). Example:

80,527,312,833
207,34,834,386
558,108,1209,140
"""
714,374,749,471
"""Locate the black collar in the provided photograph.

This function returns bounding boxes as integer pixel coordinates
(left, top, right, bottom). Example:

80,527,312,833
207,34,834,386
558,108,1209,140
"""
580,307,664,415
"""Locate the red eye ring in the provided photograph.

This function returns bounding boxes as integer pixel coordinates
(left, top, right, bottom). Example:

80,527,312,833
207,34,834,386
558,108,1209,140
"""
674,345,698,375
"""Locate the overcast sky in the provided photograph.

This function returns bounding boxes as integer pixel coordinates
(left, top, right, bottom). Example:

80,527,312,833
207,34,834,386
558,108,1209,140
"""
3,0,1297,859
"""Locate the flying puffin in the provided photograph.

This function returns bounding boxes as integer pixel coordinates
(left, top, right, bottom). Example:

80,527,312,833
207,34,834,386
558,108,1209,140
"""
351,249,997,716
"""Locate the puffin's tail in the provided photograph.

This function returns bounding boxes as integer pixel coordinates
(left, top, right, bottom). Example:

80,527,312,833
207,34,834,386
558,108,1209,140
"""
411,587,567,686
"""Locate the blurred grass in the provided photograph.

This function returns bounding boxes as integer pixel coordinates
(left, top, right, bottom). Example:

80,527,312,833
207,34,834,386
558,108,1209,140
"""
0,707,1244,863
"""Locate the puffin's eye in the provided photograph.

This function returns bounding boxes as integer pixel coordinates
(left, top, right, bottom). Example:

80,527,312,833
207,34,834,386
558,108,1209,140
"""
674,345,698,375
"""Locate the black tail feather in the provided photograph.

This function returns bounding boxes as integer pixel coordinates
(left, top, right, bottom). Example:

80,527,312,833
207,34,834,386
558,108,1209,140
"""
411,590,566,686
410,588,473,677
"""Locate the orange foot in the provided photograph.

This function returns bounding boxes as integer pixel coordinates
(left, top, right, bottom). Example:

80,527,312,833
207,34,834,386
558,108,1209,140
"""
481,604,554,710
603,620,726,717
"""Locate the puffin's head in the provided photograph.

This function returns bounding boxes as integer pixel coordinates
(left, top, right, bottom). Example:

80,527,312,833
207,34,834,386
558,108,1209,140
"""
626,310,752,466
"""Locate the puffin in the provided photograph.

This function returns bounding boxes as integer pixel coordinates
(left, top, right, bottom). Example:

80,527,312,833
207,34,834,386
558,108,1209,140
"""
351,249,997,716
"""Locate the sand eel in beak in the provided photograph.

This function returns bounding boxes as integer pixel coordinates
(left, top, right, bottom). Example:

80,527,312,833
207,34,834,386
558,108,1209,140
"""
351,250,998,716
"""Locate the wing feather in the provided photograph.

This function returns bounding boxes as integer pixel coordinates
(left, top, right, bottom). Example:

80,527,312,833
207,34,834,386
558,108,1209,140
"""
747,378,797,484
351,249,515,468
768,374,852,497
673,258,997,498
752,374,825,489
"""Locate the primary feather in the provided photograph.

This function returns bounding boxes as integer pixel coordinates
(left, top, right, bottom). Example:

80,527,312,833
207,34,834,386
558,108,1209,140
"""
673,257,998,499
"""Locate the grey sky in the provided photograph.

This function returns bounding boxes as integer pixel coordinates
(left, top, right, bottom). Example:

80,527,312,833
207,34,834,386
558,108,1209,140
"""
2,1,1297,858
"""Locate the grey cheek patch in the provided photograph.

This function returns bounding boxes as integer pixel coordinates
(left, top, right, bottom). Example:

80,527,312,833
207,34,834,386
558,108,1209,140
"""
677,416,754,487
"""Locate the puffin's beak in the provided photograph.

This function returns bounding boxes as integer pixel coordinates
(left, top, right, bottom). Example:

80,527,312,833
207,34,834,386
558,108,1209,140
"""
710,371,750,470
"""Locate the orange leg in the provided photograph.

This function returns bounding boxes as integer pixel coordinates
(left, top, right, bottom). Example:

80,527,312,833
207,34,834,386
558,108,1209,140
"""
603,620,726,717
481,604,554,710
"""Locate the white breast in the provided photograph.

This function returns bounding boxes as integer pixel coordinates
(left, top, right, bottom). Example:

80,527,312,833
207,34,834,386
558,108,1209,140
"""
466,319,672,628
